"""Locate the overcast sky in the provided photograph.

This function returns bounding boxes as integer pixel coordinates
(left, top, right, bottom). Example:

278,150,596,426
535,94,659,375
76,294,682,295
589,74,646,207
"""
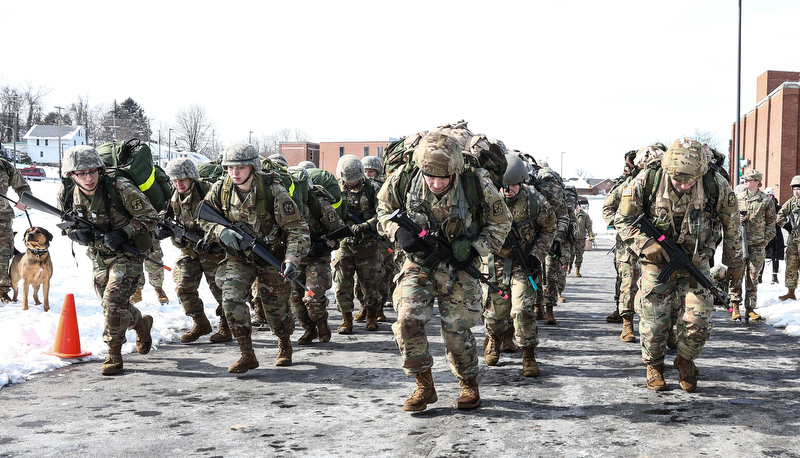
3,0,799,178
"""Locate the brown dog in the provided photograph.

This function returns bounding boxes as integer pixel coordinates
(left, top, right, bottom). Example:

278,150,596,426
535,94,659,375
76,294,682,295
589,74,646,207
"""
10,226,54,311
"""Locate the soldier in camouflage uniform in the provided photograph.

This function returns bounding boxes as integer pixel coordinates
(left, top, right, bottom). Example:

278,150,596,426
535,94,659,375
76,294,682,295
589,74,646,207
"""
288,166,344,345
615,138,742,392
130,237,169,305
0,156,31,303
199,143,310,373
333,155,384,333
728,170,776,322
377,132,512,411
483,154,555,376
58,145,157,375
154,158,228,344
569,200,594,277
355,155,395,322
558,186,579,303
776,175,800,301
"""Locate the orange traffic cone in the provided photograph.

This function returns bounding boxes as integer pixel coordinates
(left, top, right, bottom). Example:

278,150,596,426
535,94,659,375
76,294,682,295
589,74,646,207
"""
44,294,92,358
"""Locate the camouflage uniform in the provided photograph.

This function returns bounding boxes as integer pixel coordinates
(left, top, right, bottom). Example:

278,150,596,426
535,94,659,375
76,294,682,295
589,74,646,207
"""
776,185,800,296
377,132,511,403
0,159,31,301
58,145,157,375
615,138,742,392
334,156,384,332
161,158,225,343
534,166,570,323
603,177,640,320
729,173,776,319
569,206,594,274
199,143,310,372
291,180,345,343
133,238,167,302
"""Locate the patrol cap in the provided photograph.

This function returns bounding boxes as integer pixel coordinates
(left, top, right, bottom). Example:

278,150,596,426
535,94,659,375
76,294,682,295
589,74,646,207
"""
742,170,763,182
765,187,775,196
791,176,800,188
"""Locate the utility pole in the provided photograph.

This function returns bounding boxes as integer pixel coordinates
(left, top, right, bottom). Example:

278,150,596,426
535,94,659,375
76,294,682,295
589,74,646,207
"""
168,128,173,162
734,0,742,186
55,105,64,178
158,130,162,167
9,94,19,166
249,131,254,144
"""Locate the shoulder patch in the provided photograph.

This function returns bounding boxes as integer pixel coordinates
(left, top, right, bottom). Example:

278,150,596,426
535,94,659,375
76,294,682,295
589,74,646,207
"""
726,193,737,209
283,200,297,215
621,187,633,197
493,200,505,217
130,198,145,212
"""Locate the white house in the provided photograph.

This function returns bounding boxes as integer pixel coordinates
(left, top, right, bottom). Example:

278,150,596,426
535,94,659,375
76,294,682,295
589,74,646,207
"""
22,124,87,165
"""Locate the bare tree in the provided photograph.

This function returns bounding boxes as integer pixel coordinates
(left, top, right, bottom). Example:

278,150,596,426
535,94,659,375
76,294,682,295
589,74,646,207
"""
257,127,312,157
174,104,215,158
692,129,720,149
22,81,53,132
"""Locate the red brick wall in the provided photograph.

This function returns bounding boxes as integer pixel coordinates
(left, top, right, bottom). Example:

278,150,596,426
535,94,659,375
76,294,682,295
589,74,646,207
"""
279,142,320,167
757,71,800,103
318,141,389,175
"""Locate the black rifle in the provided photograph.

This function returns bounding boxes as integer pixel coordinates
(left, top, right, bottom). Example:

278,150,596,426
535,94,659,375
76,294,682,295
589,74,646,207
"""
506,226,538,291
387,209,509,299
740,210,749,260
349,212,393,253
159,216,223,255
631,213,729,306
19,192,171,271
194,201,314,297
316,224,356,243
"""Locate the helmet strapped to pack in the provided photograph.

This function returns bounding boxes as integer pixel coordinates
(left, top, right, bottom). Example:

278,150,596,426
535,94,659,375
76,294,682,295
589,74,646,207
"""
165,157,200,181
269,154,288,168
662,138,709,184
62,145,106,178
222,143,262,171
336,154,365,182
412,132,463,177
502,153,528,186
298,160,316,169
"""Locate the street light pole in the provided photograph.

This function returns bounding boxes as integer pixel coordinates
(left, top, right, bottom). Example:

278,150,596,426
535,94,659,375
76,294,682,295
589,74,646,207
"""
734,0,742,186
55,105,64,178
158,130,162,167
11,95,18,167
168,128,173,162
249,131,254,144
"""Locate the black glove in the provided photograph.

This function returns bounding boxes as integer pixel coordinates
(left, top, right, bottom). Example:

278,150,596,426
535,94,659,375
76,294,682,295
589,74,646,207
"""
526,255,541,276
307,240,330,258
104,228,129,251
153,222,173,240
67,227,94,244
282,261,298,280
447,247,479,270
396,227,428,254
550,240,562,258
196,240,221,254
352,222,371,235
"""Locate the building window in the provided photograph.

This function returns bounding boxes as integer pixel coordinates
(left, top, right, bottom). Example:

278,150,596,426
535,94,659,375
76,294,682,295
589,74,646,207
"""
36,139,40,146
339,146,344,157
40,151,44,157
363,146,369,157
310,151,314,161
74,140,76,146
45,139,48,146
377,145,383,158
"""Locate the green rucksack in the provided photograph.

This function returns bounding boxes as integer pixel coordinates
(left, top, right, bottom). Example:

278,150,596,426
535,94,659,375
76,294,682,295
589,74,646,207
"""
260,157,309,217
95,139,173,212
307,167,347,220
197,160,224,185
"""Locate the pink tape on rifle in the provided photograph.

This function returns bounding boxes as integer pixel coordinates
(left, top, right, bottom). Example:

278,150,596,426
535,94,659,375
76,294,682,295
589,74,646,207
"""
418,228,427,237
497,291,509,299
658,235,666,242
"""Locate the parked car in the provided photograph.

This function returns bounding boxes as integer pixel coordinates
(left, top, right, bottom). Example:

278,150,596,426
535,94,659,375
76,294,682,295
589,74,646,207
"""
18,166,46,181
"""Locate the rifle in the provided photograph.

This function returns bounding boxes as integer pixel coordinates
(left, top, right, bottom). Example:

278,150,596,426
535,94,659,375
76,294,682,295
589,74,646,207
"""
740,210,749,260
194,201,314,297
316,224,356,243
506,226,538,291
387,209,509,299
349,212,394,253
631,213,729,306
159,216,223,255
19,192,171,271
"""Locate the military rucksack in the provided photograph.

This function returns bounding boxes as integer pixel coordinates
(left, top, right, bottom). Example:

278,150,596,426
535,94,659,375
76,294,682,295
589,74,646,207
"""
308,167,347,220
94,139,173,212
197,160,224,185
641,160,721,214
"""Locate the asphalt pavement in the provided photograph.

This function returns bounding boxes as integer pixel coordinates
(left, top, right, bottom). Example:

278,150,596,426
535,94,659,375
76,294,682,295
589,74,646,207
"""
2,237,800,458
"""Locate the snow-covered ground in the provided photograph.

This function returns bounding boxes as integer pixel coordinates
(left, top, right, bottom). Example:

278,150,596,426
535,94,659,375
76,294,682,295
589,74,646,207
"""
1,176,798,388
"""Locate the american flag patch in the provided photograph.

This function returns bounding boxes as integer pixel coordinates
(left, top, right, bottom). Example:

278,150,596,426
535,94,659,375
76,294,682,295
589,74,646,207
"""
622,187,633,197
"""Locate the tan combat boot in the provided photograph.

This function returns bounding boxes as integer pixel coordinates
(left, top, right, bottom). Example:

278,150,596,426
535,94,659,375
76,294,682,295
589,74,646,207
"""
779,288,796,301
557,294,567,303
606,309,622,323
276,336,292,366
181,313,213,343
666,326,678,350
502,327,516,353
338,312,353,334
575,266,581,277
746,308,762,322
316,318,332,343
154,286,169,305
566,265,571,275
534,305,544,320
354,305,367,322
545,306,557,325
210,315,233,342
522,347,539,377
365,309,379,331
620,315,636,343
297,327,318,345
484,335,500,366
646,362,666,391
730,302,742,321
252,301,267,328
674,354,697,392
133,315,153,354
228,335,259,373
130,287,142,304
376,308,387,322
101,345,124,376
457,377,481,410
403,369,437,412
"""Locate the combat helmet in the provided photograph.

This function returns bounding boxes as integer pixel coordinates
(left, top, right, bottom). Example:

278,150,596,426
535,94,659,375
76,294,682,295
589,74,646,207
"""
269,153,288,168
742,170,763,182
336,154,365,182
298,160,316,169
165,157,200,181
412,132,463,177
503,154,528,186
62,145,105,178
222,143,262,171
790,176,800,188
288,166,314,188
361,155,383,173
662,138,709,184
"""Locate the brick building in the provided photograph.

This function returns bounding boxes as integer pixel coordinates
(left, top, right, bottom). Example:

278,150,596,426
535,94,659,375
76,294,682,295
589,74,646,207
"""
279,140,391,176
732,70,800,203
279,142,320,167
